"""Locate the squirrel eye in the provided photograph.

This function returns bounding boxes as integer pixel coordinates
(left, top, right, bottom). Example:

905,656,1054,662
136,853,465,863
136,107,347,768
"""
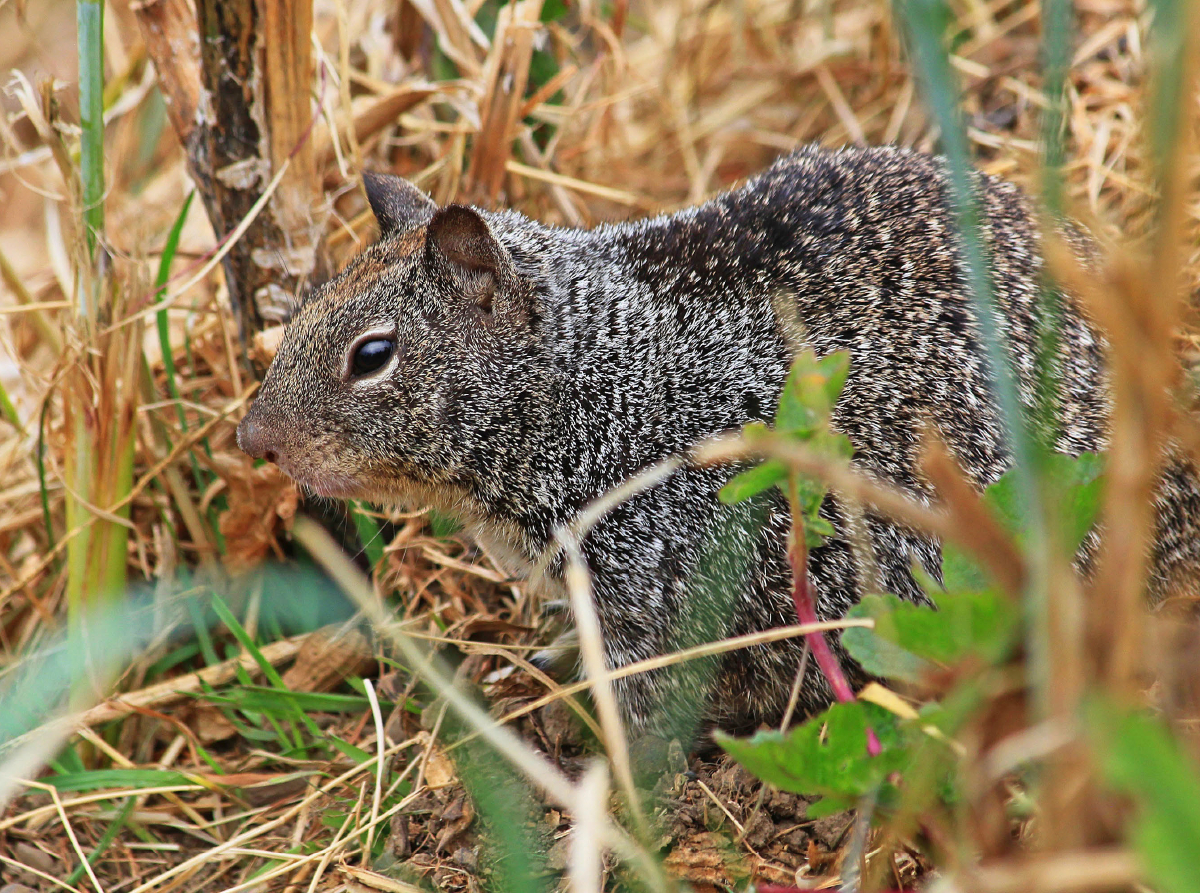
349,337,395,378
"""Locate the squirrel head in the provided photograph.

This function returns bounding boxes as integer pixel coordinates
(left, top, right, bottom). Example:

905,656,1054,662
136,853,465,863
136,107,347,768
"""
236,172,542,505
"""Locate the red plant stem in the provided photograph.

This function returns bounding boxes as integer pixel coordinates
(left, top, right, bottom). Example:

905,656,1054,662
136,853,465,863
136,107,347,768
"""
787,511,882,757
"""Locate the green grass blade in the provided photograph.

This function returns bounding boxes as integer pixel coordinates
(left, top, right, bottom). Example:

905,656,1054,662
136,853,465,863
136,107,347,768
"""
0,376,21,433
1039,0,1073,220
44,767,196,792
349,501,385,569
184,589,221,667
1147,0,1188,179
210,593,324,741
36,398,55,552
227,687,376,713
195,676,276,743
155,190,196,435
77,0,105,258
895,0,1043,509
1031,0,1076,559
210,594,290,690
51,745,87,776
897,0,1054,706
327,736,373,764
2,601,159,742
64,796,136,886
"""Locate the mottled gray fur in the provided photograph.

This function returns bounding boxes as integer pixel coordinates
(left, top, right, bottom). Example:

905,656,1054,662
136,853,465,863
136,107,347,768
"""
238,146,1200,740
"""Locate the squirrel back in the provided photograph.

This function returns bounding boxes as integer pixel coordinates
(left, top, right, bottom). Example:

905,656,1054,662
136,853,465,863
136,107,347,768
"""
238,145,1200,738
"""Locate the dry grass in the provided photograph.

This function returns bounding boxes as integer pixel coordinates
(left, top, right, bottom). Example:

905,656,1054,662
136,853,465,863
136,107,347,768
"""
0,0,1197,890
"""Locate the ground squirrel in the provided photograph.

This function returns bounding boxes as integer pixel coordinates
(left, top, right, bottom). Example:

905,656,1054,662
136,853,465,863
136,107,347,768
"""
237,145,1200,741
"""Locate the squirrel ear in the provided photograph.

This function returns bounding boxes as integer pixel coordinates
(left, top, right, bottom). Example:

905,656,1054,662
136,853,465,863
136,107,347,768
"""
425,205,518,312
362,171,436,237
426,206,505,272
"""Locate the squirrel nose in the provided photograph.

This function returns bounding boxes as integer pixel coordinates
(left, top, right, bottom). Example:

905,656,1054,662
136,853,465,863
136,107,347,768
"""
236,413,279,464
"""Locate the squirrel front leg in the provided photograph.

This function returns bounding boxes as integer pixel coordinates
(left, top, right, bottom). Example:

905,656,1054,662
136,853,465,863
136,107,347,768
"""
571,484,766,747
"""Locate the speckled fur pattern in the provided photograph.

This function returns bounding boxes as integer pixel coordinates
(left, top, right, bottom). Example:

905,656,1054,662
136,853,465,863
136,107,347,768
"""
239,145,1200,740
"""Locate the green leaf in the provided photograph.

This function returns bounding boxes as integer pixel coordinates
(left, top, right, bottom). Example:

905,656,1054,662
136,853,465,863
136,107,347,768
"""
896,0,1039,523
844,590,1018,675
350,500,385,569
1089,699,1200,893
528,48,559,91
983,451,1103,548
811,427,854,461
941,542,992,593
51,746,87,776
926,588,1018,664
941,452,1104,592
715,702,907,804
1046,451,1105,553
805,515,836,548
776,389,819,435
808,516,835,536
776,349,850,434
792,473,827,515
805,794,856,819
719,460,787,504
429,509,463,538
1146,0,1189,178
540,0,569,22
842,618,932,685
818,350,852,404
321,810,350,830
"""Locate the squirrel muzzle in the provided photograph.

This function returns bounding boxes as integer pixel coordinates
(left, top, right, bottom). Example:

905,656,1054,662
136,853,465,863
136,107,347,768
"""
236,411,278,465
